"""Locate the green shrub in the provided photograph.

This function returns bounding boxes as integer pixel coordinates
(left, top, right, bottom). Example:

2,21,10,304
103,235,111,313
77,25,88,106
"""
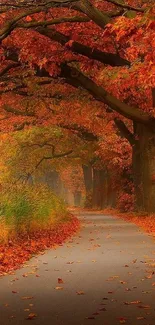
0,183,68,241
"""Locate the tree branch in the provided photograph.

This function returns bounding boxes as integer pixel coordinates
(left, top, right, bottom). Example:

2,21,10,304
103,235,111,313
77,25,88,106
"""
114,118,135,145
152,88,155,108
74,0,110,29
58,123,98,141
60,63,155,127
0,15,89,40
35,149,73,169
105,0,145,13
36,27,130,67
3,104,35,116
0,62,20,77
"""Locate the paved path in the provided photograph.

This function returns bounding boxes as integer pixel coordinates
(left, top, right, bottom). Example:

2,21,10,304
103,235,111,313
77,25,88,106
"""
0,212,155,325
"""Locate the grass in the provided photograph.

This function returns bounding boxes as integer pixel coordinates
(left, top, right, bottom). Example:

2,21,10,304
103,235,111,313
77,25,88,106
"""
0,183,69,243
0,184,80,275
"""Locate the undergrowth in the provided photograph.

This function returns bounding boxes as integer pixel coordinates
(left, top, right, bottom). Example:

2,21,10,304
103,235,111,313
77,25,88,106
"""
0,183,69,243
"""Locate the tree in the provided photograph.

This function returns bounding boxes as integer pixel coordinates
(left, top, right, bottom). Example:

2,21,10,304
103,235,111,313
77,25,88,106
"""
0,0,154,211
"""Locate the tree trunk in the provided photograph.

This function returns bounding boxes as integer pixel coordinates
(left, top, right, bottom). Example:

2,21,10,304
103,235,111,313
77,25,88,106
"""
74,191,82,207
82,164,93,207
92,168,108,209
92,169,100,208
106,171,116,208
132,123,155,213
99,169,108,209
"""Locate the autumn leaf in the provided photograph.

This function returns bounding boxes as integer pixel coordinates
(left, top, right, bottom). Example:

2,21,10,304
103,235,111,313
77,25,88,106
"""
132,259,137,264
26,313,37,320
58,278,64,284
66,261,74,264
25,16,32,22
137,305,151,309
22,296,33,300
55,286,63,290
76,291,85,295
117,317,127,324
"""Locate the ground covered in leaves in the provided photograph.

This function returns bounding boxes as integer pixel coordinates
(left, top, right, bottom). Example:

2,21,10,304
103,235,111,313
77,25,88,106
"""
0,214,80,276
0,211,154,325
116,213,155,237
75,208,155,237
101,209,155,237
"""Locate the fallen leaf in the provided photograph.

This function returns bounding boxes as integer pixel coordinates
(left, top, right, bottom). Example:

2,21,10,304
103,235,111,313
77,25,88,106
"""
145,275,152,279
76,291,85,295
132,259,137,264
22,296,33,300
58,278,64,284
137,305,151,309
117,317,127,324
26,313,37,320
55,286,63,290
66,261,74,264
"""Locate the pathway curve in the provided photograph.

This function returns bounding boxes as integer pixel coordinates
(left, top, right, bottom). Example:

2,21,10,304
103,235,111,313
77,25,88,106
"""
0,212,155,325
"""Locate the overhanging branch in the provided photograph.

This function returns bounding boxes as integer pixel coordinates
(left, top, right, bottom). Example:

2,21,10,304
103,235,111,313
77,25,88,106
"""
60,63,155,127
114,118,135,146
105,0,145,12
36,27,130,67
35,149,73,169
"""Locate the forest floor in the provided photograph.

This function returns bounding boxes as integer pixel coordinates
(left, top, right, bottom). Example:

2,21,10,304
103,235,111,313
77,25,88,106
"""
72,208,155,237
0,214,80,276
0,211,154,325
103,209,155,237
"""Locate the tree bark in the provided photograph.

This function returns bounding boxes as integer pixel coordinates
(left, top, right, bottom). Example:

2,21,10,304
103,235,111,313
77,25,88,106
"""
132,123,155,213
92,168,109,209
74,191,82,206
92,168,101,208
82,164,93,208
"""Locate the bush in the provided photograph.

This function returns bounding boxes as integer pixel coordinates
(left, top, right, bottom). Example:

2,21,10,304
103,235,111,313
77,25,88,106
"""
0,183,68,242
117,192,134,212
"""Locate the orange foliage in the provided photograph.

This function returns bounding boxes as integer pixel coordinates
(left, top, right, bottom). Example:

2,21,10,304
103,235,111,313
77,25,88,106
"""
102,208,155,236
0,214,80,276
